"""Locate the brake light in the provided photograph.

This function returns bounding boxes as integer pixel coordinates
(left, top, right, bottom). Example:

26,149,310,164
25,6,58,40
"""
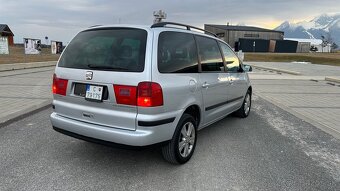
137,82,163,107
113,82,163,107
113,85,137,105
52,74,68,96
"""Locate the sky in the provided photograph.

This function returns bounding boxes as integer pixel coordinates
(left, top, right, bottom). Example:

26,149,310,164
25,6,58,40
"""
1,0,340,44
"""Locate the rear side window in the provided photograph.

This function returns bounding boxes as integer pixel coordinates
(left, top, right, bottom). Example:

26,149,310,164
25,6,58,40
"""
196,36,224,72
218,42,240,72
158,32,198,73
58,28,147,72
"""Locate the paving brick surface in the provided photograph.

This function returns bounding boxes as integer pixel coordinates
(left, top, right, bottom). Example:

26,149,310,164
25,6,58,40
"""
247,62,340,138
248,62,340,77
0,67,54,124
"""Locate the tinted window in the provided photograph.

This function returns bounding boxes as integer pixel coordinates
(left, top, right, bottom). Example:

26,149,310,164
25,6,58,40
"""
58,28,147,72
158,32,198,73
196,36,224,72
219,42,240,72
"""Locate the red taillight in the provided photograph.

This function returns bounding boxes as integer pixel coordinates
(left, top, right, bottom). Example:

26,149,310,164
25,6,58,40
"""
52,74,68,96
113,82,163,107
137,82,163,107
113,85,137,106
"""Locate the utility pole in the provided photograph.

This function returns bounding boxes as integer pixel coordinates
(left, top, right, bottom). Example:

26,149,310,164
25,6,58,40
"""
153,10,167,24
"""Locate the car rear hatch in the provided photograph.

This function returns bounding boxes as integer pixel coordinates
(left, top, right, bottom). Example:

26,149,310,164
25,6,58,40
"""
52,27,151,131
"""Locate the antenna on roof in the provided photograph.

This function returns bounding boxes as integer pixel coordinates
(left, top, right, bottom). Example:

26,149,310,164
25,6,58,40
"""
153,10,167,24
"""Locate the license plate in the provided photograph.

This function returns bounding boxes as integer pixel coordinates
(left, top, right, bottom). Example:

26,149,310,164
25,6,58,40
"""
85,85,103,101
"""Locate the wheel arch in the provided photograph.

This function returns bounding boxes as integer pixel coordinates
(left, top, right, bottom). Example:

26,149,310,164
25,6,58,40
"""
248,86,252,95
182,104,201,128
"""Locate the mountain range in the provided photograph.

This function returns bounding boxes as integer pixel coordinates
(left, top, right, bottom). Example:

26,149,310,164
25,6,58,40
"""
275,13,340,46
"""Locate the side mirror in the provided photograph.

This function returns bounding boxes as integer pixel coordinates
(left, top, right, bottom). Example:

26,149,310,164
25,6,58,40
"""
243,64,252,72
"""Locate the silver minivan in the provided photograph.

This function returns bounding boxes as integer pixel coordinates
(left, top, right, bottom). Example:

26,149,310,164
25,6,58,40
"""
50,22,252,164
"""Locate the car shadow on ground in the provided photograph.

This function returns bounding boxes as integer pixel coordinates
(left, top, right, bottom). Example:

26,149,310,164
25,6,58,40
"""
53,113,253,173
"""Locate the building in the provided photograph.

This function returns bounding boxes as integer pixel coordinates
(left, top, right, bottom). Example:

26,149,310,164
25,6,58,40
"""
285,38,331,53
204,24,284,51
0,24,14,46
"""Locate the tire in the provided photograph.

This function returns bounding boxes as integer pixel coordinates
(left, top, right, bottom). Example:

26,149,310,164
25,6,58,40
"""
162,113,197,164
234,90,251,118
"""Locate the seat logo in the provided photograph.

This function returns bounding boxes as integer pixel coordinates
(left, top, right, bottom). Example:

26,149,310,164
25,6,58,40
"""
86,71,93,80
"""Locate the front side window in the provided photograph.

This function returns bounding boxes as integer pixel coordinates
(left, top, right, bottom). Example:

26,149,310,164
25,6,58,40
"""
196,36,224,72
219,42,240,73
58,28,147,72
158,32,198,73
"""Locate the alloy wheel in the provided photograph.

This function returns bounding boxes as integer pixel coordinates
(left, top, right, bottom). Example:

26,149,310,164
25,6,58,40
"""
178,122,196,158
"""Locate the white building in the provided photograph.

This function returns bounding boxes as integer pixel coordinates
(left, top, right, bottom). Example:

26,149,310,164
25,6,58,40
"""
285,38,331,53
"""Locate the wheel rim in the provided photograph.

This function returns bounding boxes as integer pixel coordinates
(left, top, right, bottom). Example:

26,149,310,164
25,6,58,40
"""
244,94,251,115
178,122,195,158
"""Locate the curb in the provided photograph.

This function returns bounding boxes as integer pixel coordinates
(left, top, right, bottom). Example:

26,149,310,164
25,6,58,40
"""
325,77,340,84
254,92,340,140
251,65,301,75
0,100,52,128
0,61,57,72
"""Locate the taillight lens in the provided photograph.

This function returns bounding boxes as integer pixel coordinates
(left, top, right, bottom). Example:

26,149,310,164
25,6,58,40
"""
137,82,163,107
113,85,137,106
113,82,163,107
52,74,68,96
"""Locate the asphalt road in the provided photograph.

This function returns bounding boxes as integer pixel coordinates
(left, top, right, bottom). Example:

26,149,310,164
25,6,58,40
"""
0,95,339,191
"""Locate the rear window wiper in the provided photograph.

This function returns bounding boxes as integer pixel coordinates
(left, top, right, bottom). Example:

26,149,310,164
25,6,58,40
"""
87,64,128,71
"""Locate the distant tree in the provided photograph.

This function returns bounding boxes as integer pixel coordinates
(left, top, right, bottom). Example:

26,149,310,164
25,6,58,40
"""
331,42,338,51
310,45,318,52
321,35,329,52
321,32,338,52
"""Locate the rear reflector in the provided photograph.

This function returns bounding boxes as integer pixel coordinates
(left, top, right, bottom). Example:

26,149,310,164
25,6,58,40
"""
113,85,137,106
113,82,163,107
52,74,68,96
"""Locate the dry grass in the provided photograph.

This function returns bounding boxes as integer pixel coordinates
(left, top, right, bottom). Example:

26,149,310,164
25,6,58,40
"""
244,52,340,66
0,46,60,64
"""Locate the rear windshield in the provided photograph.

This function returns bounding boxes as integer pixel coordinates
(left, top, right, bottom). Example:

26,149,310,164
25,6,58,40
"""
58,28,147,72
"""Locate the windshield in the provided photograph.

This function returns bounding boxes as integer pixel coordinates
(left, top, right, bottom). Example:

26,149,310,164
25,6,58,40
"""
58,28,147,72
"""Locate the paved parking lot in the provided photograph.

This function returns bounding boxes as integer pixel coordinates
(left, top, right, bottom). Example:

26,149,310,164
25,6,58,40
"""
0,96,339,191
247,61,340,77
248,62,340,139
0,67,54,125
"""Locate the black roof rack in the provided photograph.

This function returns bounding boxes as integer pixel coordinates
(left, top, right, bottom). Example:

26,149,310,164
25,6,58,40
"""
151,22,217,37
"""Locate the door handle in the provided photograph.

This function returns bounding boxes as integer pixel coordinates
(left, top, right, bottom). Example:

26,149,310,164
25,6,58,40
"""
202,82,210,88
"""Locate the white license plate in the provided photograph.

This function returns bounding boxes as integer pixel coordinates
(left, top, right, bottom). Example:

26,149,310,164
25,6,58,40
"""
85,85,103,101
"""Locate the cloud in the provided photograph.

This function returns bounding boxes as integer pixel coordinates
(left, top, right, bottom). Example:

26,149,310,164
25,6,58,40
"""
0,0,339,43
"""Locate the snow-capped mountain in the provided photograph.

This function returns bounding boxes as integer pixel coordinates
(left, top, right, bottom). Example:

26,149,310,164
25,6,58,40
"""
275,13,340,46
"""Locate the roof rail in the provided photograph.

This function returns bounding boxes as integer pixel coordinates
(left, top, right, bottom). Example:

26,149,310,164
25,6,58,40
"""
151,22,217,37
88,25,102,28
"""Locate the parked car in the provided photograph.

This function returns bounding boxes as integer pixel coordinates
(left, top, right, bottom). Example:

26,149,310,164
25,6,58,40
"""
50,22,252,164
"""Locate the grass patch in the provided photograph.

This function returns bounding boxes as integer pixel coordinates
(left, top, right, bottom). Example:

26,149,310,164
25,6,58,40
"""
0,46,59,64
244,53,340,66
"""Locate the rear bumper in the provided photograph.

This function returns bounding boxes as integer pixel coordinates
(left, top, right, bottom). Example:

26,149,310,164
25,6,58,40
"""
50,112,180,146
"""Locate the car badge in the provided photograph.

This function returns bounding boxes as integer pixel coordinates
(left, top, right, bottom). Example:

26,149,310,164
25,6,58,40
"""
86,71,93,80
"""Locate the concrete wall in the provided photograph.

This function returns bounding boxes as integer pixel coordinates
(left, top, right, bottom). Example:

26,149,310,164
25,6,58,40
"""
204,25,228,42
296,42,311,53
